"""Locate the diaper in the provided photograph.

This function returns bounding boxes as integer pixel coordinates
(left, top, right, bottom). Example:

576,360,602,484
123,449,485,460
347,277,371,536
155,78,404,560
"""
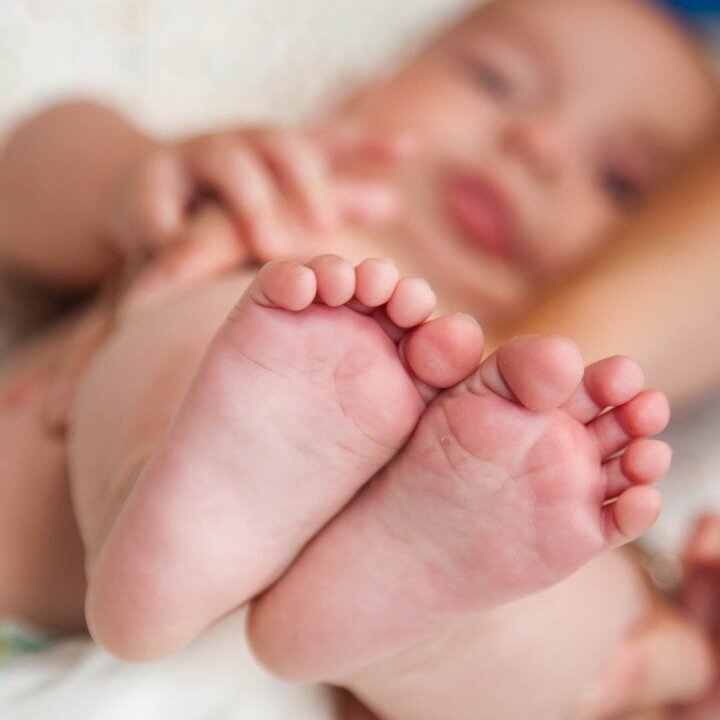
0,622,53,666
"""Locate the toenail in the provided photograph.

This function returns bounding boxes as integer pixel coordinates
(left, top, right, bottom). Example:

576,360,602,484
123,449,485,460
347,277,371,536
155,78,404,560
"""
454,313,480,325
410,277,433,291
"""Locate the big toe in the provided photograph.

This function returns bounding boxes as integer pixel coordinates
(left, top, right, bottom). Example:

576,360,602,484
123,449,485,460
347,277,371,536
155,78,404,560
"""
403,314,484,391
478,335,585,411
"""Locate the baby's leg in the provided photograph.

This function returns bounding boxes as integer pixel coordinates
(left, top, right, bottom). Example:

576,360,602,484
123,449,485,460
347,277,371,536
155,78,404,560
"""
249,340,670,679
69,258,483,660
344,551,651,720
344,552,711,720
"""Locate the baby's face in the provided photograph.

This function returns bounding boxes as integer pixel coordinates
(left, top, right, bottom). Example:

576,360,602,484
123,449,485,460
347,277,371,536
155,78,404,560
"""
346,0,719,324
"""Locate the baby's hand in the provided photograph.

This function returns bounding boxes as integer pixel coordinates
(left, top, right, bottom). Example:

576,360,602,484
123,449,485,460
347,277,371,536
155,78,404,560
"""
108,124,412,265
108,124,413,311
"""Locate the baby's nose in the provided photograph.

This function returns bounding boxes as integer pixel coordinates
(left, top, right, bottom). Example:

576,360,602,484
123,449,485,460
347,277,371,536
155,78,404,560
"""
500,113,567,182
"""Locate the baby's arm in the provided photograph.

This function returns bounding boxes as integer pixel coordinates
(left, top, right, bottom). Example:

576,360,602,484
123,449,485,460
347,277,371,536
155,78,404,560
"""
0,102,408,294
0,101,152,289
505,132,720,410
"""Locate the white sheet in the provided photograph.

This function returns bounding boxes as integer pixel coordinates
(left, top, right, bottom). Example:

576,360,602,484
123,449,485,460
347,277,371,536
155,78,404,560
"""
0,610,336,719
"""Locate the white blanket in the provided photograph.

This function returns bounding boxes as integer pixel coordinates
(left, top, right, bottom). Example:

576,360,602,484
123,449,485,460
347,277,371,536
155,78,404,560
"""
0,611,336,719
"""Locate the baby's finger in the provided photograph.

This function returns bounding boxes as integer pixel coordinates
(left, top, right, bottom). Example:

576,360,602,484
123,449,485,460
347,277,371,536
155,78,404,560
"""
120,203,247,318
112,148,190,252
335,178,402,227
255,130,336,231
319,125,417,166
186,137,291,257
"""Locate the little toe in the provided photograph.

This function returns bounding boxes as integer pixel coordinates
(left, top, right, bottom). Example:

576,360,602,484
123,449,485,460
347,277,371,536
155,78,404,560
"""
603,439,673,498
402,314,484,390
354,258,400,307
588,390,670,460
385,277,437,328
476,335,584,411
249,260,317,311
563,356,645,424
306,255,356,307
604,485,662,549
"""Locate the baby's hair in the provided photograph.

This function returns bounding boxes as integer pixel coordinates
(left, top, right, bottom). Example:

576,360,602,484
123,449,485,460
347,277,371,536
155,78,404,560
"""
652,0,720,71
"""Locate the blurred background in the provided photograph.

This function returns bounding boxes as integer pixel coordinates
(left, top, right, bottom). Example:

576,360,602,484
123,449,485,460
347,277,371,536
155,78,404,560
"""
0,0,477,137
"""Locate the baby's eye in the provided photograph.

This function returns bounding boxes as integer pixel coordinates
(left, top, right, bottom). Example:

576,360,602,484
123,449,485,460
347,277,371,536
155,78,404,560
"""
463,57,515,101
600,169,641,207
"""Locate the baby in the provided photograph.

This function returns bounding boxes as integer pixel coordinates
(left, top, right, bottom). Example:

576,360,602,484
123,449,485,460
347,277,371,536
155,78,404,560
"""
1,0,719,718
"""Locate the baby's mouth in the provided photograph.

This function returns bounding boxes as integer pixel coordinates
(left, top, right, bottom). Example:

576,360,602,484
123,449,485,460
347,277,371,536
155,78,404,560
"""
443,171,520,262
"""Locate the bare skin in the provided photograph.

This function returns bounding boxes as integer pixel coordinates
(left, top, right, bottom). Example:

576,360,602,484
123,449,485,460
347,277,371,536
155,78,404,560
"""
81,257,486,660
0,316,86,631
0,254,681,720
509,132,720,410
0,0,719,716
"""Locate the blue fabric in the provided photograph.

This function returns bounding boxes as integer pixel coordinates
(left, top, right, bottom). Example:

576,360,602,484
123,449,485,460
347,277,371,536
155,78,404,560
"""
653,0,720,48
657,0,720,16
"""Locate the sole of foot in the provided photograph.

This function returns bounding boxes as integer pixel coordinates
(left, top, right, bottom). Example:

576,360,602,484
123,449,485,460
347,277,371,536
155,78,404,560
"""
248,336,671,681
86,255,484,660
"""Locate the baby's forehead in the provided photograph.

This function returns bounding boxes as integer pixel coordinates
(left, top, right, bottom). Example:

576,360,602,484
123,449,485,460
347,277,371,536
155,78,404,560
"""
444,0,718,140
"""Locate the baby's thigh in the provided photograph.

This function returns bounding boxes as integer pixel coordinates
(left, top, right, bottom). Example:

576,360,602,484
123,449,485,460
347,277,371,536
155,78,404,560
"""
68,272,253,560
349,550,651,720
0,369,85,630
436,551,650,718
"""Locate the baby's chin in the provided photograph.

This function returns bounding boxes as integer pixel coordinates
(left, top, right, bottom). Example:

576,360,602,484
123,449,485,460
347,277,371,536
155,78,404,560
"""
394,211,533,325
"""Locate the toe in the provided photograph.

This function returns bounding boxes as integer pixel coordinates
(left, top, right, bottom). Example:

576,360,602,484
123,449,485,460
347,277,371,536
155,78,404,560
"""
587,390,670,459
602,439,673,498
354,258,400,307
402,314,484,390
385,277,437,328
249,260,317,311
604,485,662,548
306,255,356,307
477,335,584,411
563,356,645,424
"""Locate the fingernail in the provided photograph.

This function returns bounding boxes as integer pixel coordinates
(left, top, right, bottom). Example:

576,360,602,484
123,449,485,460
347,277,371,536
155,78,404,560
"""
455,312,480,326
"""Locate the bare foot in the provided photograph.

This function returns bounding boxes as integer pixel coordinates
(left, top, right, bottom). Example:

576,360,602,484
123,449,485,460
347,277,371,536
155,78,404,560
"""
86,255,484,660
248,337,671,681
